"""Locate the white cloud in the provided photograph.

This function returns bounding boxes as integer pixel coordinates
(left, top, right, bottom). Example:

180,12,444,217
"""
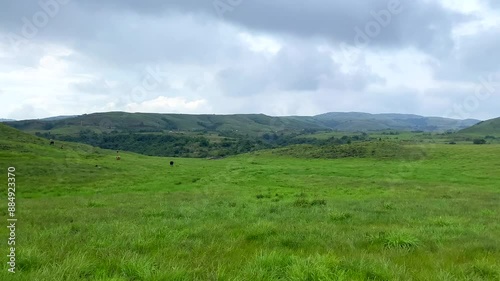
125,96,210,114
238,32,282,55
7,104,51,120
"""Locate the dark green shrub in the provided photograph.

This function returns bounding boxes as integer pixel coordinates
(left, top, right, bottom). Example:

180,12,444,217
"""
310,199,327,206
473,139,486,145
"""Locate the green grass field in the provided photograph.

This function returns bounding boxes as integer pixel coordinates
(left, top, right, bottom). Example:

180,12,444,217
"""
1,124,499,280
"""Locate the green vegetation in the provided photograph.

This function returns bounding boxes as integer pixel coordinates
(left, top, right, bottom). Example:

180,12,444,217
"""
459,117,500,137
27,127,372,158
1,123,499,280
5,112,327,136
267,141,426,160
4,112,484,158
473,139,487,145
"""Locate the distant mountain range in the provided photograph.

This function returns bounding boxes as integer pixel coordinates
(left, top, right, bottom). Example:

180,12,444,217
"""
0,119,16,122
4,111,481,135
314,112,479,132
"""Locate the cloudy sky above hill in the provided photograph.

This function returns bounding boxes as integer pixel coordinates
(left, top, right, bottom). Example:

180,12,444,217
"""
0,0,499,120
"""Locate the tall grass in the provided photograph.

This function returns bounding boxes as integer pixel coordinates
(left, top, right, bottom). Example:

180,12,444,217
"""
0,125,499,280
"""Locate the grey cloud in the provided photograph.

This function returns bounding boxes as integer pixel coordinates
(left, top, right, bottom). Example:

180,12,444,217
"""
271,45,336,91
69,78,114,95
222,0,465,58
216,67,269,96
75,0,462,52
0,1,238,66
458,30,500,73
217,43,385,96
432,28,500,81
0,0,468,60
65,15,238,66
344,88,420,114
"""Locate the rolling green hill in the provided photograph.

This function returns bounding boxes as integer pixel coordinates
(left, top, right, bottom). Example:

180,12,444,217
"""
5,112,327,136
458,117,500,137
1,123,500,280
0,123,152,197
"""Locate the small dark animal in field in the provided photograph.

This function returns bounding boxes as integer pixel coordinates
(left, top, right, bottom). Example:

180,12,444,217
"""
50,139,54,145
170,161,174,166
116,156,121,160
60,145,64,149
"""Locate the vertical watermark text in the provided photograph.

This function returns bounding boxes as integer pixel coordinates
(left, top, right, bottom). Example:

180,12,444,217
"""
6,167,17,274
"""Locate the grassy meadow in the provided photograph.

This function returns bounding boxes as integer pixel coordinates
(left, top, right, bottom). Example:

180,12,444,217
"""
1,124,499,280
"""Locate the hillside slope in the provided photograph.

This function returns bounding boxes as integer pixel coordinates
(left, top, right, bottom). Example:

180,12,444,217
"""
6,112,328,135
458,117,500,136
314,112,480,132
0,123,156,196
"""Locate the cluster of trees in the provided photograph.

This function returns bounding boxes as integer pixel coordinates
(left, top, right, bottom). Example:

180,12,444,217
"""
37,130,259,157
381,131,400,135
35,129,372,158
259,132,370,147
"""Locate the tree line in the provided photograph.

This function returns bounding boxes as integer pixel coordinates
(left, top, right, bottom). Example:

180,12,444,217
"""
35,130,372,158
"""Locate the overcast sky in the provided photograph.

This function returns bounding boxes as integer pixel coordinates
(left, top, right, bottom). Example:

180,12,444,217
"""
0,0,499,120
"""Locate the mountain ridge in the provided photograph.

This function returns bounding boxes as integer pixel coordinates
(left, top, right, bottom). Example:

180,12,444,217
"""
5,111,481,135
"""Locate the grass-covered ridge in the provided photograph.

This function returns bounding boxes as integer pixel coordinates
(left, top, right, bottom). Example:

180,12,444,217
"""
1,124,499,280
459,117,500,137
6,111,480,136
266,141,427,160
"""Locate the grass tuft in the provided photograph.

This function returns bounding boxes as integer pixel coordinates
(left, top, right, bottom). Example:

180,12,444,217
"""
383,232,421,249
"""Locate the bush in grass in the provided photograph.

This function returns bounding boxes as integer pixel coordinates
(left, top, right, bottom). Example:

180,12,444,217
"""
383,232,421,249
293,199,327,207
310,199,327,206
473,139,487,145
330,212,352,221
293,198,310,207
